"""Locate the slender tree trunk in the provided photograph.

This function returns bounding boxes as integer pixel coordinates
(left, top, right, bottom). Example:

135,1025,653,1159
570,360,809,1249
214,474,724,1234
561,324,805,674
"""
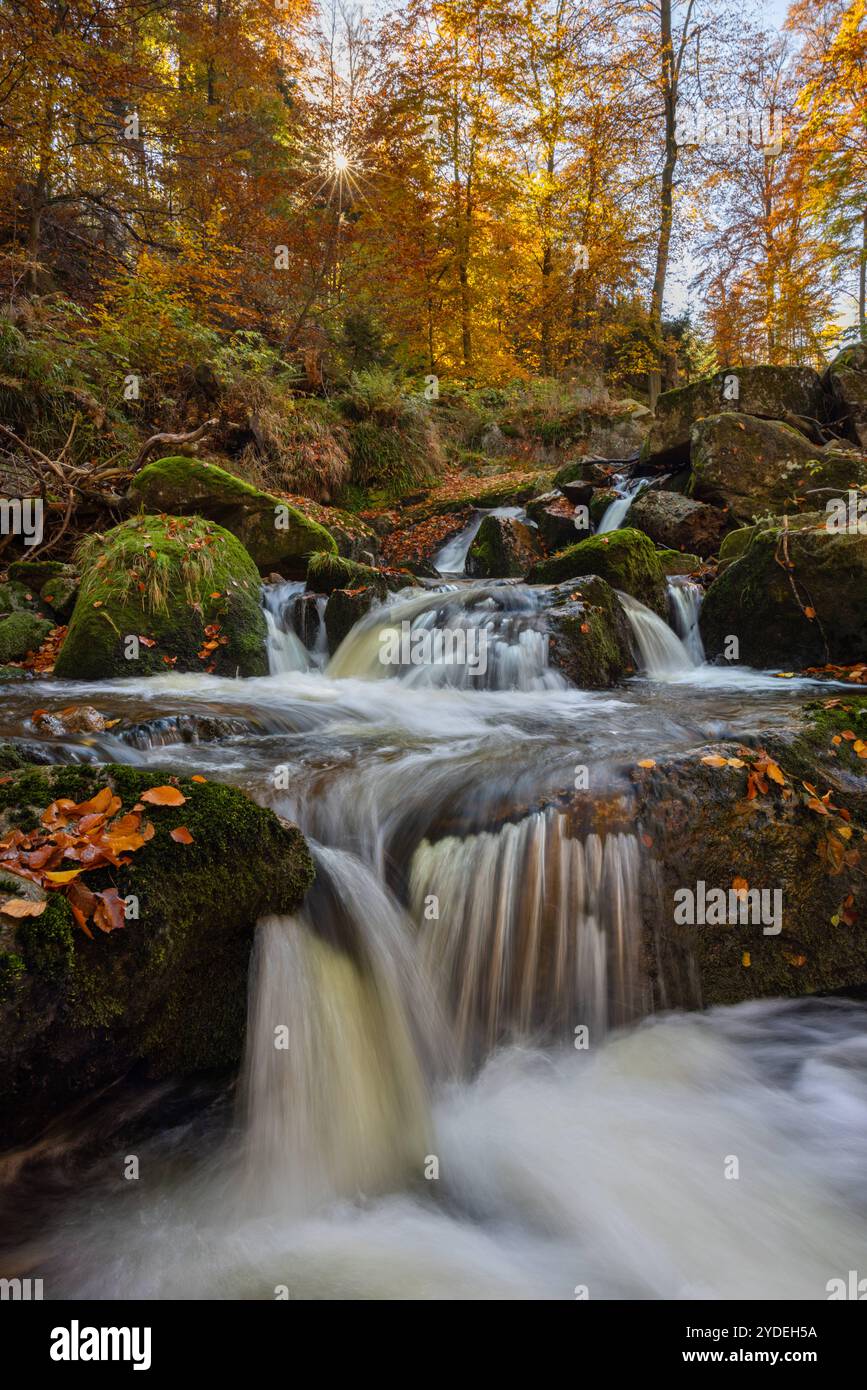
649,0,679,408
860,206,867,340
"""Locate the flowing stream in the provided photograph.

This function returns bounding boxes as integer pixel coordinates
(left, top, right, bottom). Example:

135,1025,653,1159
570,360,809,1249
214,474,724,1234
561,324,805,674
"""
1,577,865,1300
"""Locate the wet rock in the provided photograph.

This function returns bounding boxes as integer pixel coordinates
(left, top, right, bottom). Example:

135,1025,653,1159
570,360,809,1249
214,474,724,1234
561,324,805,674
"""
39,571,79,621
632,708,867,1007
293,592,325,649
0,611,53,664
528,527,669,616
305,552,389,598
628,489,730,558
0,764,314,1146
589,488,618,526
32,706,113,736
700,517,867,667
466,515,542,578
823,343,867,449
0,665,27,683
560,479,594,507
120,714,256,749
657,549,702,575
130,455,337,577
546,576,635,688
55,514,267,680
689,414,866,524
717,511,823,572
553,457,618,490
324,586,380,653
525,491,587,549
640,366,826,467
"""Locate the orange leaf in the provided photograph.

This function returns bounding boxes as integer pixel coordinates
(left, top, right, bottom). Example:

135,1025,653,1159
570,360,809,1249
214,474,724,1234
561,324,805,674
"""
44,868,85,884
170,826,194,844
140,785,187,806
1,898,47,918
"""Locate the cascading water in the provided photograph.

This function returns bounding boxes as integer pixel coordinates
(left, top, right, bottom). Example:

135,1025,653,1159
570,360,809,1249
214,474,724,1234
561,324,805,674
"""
596,475,653,533
434,506,526,574
668,577,706,664
409,812,643,1059
263,581,311,674
617,590,698,678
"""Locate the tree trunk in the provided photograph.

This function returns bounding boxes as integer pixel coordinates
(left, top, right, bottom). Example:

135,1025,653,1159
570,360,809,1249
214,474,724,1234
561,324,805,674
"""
649,0,678,409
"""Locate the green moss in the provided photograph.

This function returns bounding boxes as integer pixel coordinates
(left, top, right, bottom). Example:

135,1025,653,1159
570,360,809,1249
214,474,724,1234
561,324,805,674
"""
7,559,68,585
547,576,634,688
0,765,315,1139
657,549,701,575
0,580,41,614
528,527,668,615
131,456,337,575
0,952,25,1001
0,610,53,663
54,514,267,679
306,551,387,596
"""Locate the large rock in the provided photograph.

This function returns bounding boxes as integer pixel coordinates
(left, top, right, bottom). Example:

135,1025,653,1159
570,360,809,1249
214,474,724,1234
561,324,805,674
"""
689,413,866,523
633,705,867,1007
0,764,314,1145
546,576,635,688
0,610,53,664
628,489,729,558
700,518,867,667
55,514,268,680
824,344,867,450
528,527,669,616
641,366,825,466
131,456,337,577
466,515,542,578
717,511,824,571
306,552,389,597
525,491,589,548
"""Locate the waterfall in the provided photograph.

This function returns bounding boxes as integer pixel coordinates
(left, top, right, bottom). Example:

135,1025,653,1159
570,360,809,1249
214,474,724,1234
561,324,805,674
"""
668,578,706,664
263,582,311,675
409,810,643,1061
597,475,653,533
434,506,526,575
327,584,568,692
617,590,697,678
238,845,449,1213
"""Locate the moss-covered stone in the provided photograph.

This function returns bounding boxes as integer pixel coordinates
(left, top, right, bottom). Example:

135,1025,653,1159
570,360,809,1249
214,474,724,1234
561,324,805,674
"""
700,518,867,667
466,515,542,578
546,576,635,688
823,343,867,451
54,514,267,680
528,527,668,616
0,580,39,615
306,551,388,597
657,549,701,575
0,664,27,682
40,570,79,620
717,511,823,571
628,489,730,558
633,723,867,1006
688,413,866,523
0,610,53,663
525,491,588,548
131,455,337,577
0,764,314,1144
7,559,68,586
641,366,825,466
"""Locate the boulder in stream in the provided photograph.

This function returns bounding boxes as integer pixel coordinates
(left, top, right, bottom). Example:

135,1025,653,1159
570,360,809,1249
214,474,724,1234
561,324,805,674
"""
628,489,730,558
466,514,542,578
54,514,268,680
0,610,53,664
700,516,867,667
525,491,589,549
633,700,867,1007
689,414,866,524
640,366,826,467
130,455,337,577
546,576,635,688
0,764,314,1145
528,527,669,616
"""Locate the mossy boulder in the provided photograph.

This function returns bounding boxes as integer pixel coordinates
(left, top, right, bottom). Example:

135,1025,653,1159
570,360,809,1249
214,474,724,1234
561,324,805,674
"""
306,551,388,598
658,549,702,575
633,720,867,1007
0,580,39,615
54,514,268,680
641,366,825,467
7,559,68,586
466,515,542,578
0,610,53,663
689,414,866,523
40,570,79,620
0,764,314,1145
823,343,867,450
0,665,27,682
130,455,337,577
628,489,730,558
525,491,589,548
717,511,824,571
528,528,668,616
553,458,615,489
589,488,618,526
700,519,867,667
546,576,635,688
